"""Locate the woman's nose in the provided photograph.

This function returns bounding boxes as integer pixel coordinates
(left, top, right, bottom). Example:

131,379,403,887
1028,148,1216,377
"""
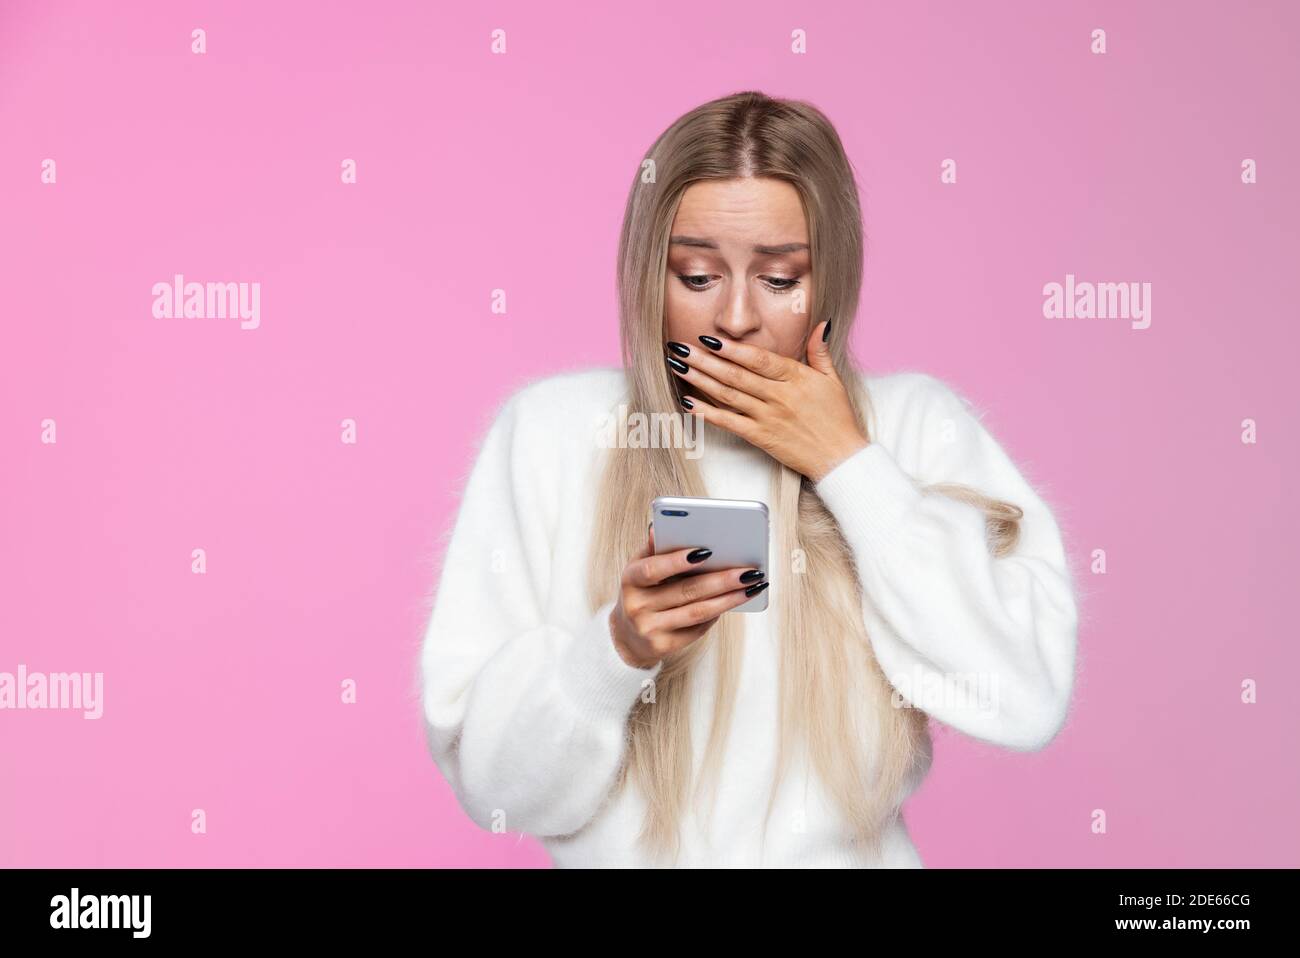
713,288,762,340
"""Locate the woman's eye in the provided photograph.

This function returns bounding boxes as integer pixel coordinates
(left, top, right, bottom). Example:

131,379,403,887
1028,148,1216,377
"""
677,274,802,293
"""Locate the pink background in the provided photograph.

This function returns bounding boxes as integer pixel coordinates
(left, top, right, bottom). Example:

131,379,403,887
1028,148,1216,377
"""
2,0,1297,868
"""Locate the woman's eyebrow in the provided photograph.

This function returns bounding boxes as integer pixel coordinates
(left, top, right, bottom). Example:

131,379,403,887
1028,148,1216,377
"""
670,235,809,255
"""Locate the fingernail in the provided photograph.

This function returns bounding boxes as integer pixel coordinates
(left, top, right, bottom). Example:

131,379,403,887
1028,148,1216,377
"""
666,356,689,374
686,547,712,563
744,580,770,598
698,335,723,350
822,319,833,343
739,569,765,583
666,341,690,357
679,396,694,410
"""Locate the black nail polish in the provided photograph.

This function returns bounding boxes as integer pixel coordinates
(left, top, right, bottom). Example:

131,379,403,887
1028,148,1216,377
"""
698,335,723,350
822,319,833,342
744,580,770,598
666,356,689,374
679,396,694,410
686,547,712,564
739,569,765,584
666,341,690,358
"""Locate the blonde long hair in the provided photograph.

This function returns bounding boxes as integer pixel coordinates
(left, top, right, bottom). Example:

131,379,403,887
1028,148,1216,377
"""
585,91,1022,864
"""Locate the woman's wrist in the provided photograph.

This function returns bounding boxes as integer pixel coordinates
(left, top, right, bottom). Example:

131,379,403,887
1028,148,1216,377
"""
807,432,870,483
609,606,660,670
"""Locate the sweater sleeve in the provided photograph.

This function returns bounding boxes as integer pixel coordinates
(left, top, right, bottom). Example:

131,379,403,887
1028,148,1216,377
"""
813,374,1078,751
418,388,663,838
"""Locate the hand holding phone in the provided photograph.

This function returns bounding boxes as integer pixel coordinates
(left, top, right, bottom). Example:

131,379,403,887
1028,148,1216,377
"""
608,496,770,670
650,496,770,612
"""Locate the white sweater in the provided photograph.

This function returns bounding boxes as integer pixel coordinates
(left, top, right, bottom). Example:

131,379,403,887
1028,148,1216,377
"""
419,367,1078,867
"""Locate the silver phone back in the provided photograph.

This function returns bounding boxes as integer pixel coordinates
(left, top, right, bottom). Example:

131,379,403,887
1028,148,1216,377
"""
650,495,769,613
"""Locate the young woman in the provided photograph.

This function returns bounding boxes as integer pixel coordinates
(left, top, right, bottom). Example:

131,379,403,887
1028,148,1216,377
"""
419,91,1078,867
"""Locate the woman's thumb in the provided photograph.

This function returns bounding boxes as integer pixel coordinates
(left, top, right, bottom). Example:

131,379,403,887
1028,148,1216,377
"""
807,318,837,376
640,519,656,558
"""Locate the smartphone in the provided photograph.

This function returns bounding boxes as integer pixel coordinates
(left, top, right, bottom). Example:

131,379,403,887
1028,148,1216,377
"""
650,495,770,613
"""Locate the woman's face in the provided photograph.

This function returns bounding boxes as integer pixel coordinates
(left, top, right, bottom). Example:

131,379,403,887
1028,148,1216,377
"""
663,176,814,393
